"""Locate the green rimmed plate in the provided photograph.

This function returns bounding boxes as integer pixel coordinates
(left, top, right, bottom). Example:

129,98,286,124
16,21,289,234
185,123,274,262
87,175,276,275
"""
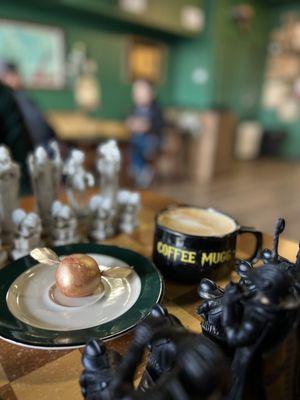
0,243,164,350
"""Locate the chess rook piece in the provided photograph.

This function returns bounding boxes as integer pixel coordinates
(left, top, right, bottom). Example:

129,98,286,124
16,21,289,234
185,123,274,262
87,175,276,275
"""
223,265,300,400
96,140,121,204
0,146,20,245
64,149,95,218
89,195,117,240
27,143,62,236
117,190,140,234
51,200,79,246
11,209,42,260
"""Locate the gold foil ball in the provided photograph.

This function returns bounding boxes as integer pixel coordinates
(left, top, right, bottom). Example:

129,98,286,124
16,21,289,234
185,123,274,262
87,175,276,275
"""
55,254,102,297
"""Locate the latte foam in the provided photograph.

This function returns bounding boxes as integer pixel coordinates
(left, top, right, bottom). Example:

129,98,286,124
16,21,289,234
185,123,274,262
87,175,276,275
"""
158,207,237,237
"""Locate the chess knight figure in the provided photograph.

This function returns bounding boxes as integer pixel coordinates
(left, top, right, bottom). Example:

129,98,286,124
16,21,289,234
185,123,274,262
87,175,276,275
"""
27,142,62,236
11,209,42,260
0,145,20,245
96,140,121,204
51,200,79,246
64,149,95,218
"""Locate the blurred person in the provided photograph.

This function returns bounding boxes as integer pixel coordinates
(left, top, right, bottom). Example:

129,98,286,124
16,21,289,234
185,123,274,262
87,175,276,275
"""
0,81,32,193
126,79,164,188
0,60,56,150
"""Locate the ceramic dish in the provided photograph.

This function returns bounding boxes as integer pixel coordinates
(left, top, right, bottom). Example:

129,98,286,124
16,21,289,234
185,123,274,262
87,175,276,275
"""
0,243,163,349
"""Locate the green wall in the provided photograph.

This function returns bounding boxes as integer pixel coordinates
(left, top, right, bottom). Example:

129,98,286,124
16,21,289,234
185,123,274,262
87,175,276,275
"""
1,0,299,157
213,0,270,118
0,1,178,119
259,4,300,158
167,0,215,109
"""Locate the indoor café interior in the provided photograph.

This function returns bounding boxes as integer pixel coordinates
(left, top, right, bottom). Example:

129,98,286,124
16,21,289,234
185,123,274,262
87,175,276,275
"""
0,1,300,400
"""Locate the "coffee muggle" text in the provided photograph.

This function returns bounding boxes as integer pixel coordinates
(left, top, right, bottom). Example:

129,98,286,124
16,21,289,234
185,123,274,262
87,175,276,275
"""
156,241,234,266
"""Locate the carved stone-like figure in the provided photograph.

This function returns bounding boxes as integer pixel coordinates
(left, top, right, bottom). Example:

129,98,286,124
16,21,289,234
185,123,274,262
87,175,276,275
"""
117,190,140,234
51,200,79,246
64,149,95,217
27,142,62,236
96,140,121,204
11,209,42,260
89,195,116,240
0,146,20,244
80,306,231,400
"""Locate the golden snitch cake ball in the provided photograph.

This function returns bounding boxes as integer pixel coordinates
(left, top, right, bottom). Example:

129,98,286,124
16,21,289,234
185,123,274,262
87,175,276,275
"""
55,254,102,297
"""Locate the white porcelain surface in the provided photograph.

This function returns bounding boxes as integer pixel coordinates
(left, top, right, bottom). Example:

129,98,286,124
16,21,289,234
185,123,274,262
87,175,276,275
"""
6,254,141,331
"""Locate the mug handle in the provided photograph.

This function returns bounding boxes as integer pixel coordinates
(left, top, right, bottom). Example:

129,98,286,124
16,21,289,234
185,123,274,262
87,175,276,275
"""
238,226,263,263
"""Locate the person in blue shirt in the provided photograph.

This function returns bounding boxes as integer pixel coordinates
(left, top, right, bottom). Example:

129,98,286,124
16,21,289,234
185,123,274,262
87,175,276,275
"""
127,80,164,188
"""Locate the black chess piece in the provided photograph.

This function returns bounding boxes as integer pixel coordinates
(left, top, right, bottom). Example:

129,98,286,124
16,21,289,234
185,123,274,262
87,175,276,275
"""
222,265,300,400
235,259,256,293
80,306,231,400
197,278,226,344
80,339,122,399
262,218,300,291
262,218,286,264
139,304,184,389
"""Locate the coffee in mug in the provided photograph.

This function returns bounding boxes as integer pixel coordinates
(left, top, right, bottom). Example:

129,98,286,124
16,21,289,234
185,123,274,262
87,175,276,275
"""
153,206,262,283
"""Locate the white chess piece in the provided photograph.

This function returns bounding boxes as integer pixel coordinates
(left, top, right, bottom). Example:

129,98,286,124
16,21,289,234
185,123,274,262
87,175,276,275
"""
11,208,42,260
27,142,62,236
51,200,79,245
64,149,95,217
0,146,20,245
89,195,116,240
96,140,121,204
117,190,141,234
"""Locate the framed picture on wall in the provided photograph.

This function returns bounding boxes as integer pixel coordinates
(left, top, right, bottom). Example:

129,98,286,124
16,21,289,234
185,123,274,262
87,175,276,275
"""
0,19,65,89
126,36,166,83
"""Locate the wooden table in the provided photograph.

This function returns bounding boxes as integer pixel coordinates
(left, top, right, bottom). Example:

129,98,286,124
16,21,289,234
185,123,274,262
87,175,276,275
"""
0,192,298,400
47,112,130,143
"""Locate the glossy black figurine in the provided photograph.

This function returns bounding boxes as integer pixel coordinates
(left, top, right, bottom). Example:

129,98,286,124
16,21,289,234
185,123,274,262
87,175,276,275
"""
80,306,231,400
197,278,226,344
223,265,300,400
139,304,183,389
262,218,300,290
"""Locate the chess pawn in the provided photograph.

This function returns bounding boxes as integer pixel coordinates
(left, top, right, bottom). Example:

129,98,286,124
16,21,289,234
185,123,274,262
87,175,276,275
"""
64,149,95,218
51,200,79,246
117,190,140,234
0,146,20,245
89,195,117,241
11,209,42,260
27,142,62,236
96,140,121,204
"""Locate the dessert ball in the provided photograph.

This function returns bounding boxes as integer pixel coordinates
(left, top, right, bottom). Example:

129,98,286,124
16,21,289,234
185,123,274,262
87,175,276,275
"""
55,254,101,297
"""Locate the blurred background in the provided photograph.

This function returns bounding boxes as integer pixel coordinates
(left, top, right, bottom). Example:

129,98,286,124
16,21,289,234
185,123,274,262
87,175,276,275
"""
0,0,299,239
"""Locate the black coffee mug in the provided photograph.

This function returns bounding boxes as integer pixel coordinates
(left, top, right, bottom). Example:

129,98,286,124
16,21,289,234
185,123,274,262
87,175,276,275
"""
152,207,262,283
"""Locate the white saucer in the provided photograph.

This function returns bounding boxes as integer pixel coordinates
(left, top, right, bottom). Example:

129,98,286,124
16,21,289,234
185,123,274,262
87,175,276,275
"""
6,254,141,331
